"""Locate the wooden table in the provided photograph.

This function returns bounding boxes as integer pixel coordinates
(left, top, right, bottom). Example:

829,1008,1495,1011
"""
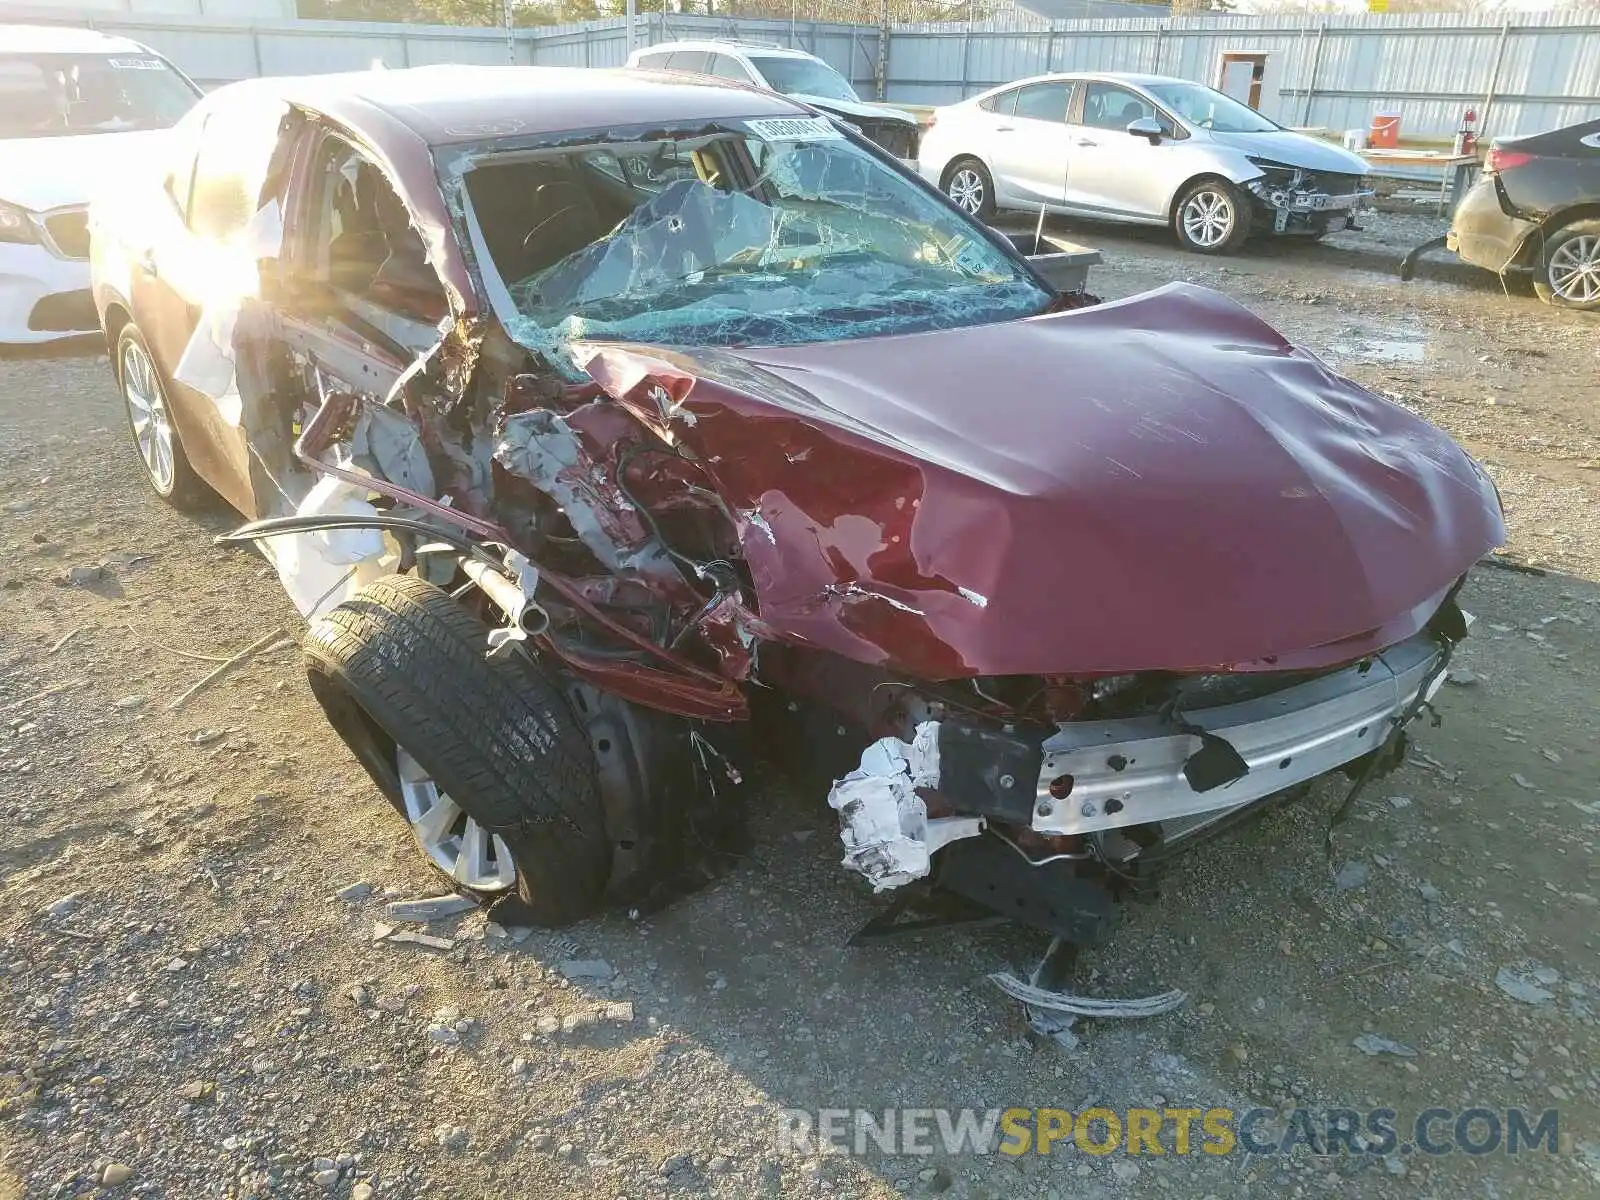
1358,149,1481,216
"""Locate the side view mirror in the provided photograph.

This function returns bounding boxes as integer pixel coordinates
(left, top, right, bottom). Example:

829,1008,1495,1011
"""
1127,117,1163,144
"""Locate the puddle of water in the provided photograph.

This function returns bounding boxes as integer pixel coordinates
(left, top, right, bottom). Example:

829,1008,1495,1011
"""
1325,336,1428,364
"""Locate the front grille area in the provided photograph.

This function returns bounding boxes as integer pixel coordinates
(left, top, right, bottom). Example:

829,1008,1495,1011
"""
28,289,97,332
1302,171,1364,195
860,120,918,159
44,209,91,260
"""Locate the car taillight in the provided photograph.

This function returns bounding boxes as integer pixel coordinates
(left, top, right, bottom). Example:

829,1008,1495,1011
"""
924,111,937,130
1485,147,1534,175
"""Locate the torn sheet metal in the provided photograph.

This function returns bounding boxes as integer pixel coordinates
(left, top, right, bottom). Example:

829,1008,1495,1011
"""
352,402,437,497
827,724,980,891
576,281,1505,680
494,407,677,579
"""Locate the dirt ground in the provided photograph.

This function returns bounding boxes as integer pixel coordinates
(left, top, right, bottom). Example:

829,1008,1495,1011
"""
1,224,1597,1200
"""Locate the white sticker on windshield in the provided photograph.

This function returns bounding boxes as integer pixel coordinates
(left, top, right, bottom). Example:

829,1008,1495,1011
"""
110,58,166,70
746,116,843,142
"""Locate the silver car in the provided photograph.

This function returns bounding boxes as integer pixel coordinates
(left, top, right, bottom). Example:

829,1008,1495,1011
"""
918,71,1372,254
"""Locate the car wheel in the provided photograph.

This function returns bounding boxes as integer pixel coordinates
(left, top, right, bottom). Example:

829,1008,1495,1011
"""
115,324,211,509
1173,179,1252,254
944,158,996,222
1533,218,1600,310
303,573,610,925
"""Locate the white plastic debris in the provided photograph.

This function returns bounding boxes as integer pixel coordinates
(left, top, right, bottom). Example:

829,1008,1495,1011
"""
987,972,1187,1020
827,722,978,891
261,473,389,619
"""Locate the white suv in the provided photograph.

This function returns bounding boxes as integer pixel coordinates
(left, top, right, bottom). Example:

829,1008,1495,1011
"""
0,25,200,343
625,40,919,161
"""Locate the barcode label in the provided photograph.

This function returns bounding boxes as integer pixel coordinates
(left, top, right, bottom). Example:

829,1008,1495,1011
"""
746,117,843,142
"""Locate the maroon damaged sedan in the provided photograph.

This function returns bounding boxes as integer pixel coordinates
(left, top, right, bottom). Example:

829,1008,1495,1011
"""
90,66,1504,977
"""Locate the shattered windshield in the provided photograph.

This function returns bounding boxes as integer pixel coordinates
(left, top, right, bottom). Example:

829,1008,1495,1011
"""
748,56,858,102
0,53,199,137
465,119,1051,379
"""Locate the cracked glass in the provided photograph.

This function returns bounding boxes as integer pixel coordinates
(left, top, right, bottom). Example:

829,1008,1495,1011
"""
465,123,1051,379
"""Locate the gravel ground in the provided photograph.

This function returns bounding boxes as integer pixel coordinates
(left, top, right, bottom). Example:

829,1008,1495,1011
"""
1,225,1597,1200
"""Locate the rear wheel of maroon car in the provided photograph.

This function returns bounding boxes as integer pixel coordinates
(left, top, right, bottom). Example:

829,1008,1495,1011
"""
1173,178,1252,255
115,324,212,509
303,574,610,925
1534,218,1600,311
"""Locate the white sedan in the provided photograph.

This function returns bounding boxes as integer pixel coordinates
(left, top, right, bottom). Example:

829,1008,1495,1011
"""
918,71,1372,254
0,24,199,344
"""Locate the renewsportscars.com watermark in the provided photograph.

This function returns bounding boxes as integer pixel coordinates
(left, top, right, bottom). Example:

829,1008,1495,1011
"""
776,1106,1562,1158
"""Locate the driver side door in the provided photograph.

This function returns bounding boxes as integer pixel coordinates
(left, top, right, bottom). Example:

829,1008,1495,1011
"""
1061,82,1182,220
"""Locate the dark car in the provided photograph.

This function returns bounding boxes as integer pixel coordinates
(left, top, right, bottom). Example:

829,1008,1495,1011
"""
90,66,1502,992
1448,117,1600,309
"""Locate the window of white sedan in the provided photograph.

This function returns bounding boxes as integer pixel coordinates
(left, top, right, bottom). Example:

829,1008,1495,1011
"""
1012,83,1071,123
0,52,198,138
1144,81,1278,134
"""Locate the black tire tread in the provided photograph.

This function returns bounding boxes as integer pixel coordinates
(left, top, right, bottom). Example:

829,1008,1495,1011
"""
303,574,608,925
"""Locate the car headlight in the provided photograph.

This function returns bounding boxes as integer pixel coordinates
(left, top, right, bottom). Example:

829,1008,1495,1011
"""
0,199,38,246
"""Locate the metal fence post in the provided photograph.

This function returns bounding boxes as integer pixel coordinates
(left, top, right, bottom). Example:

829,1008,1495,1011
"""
1479,21,1512,141
250,28,263,77
1044,21,1056,74
1299,21,1325,128
959,0,974,99
875,0,890,100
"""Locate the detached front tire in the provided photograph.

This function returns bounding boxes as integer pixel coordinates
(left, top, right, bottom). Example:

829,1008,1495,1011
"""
1173,178,1252,254
304,574,609,925
1533,218,1600,310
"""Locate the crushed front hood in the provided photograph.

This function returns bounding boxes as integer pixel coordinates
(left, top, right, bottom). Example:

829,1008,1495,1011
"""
582,283,1504,679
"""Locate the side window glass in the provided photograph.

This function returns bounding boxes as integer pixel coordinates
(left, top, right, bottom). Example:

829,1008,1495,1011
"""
309,137,446,324
1082,83,1154,131
707,54,748,81
637,52,670,69
188,97,289,240
978,90,1017,115
1012,83,1069,123
665,51,709,74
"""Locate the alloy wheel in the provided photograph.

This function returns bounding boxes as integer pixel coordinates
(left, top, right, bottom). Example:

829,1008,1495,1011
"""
396,747,517,891
1181,189,1235,249
948,168,985,216
1548,234,1600,305
121,340,175,493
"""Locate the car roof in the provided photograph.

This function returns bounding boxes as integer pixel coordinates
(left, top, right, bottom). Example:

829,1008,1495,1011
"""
982,71,1191,93
633,40,817,61
214,64,811,149
0,24,150,55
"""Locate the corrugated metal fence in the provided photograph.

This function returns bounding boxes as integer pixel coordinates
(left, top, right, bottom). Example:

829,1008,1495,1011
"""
2,2,1596,141
890,11,1600,138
